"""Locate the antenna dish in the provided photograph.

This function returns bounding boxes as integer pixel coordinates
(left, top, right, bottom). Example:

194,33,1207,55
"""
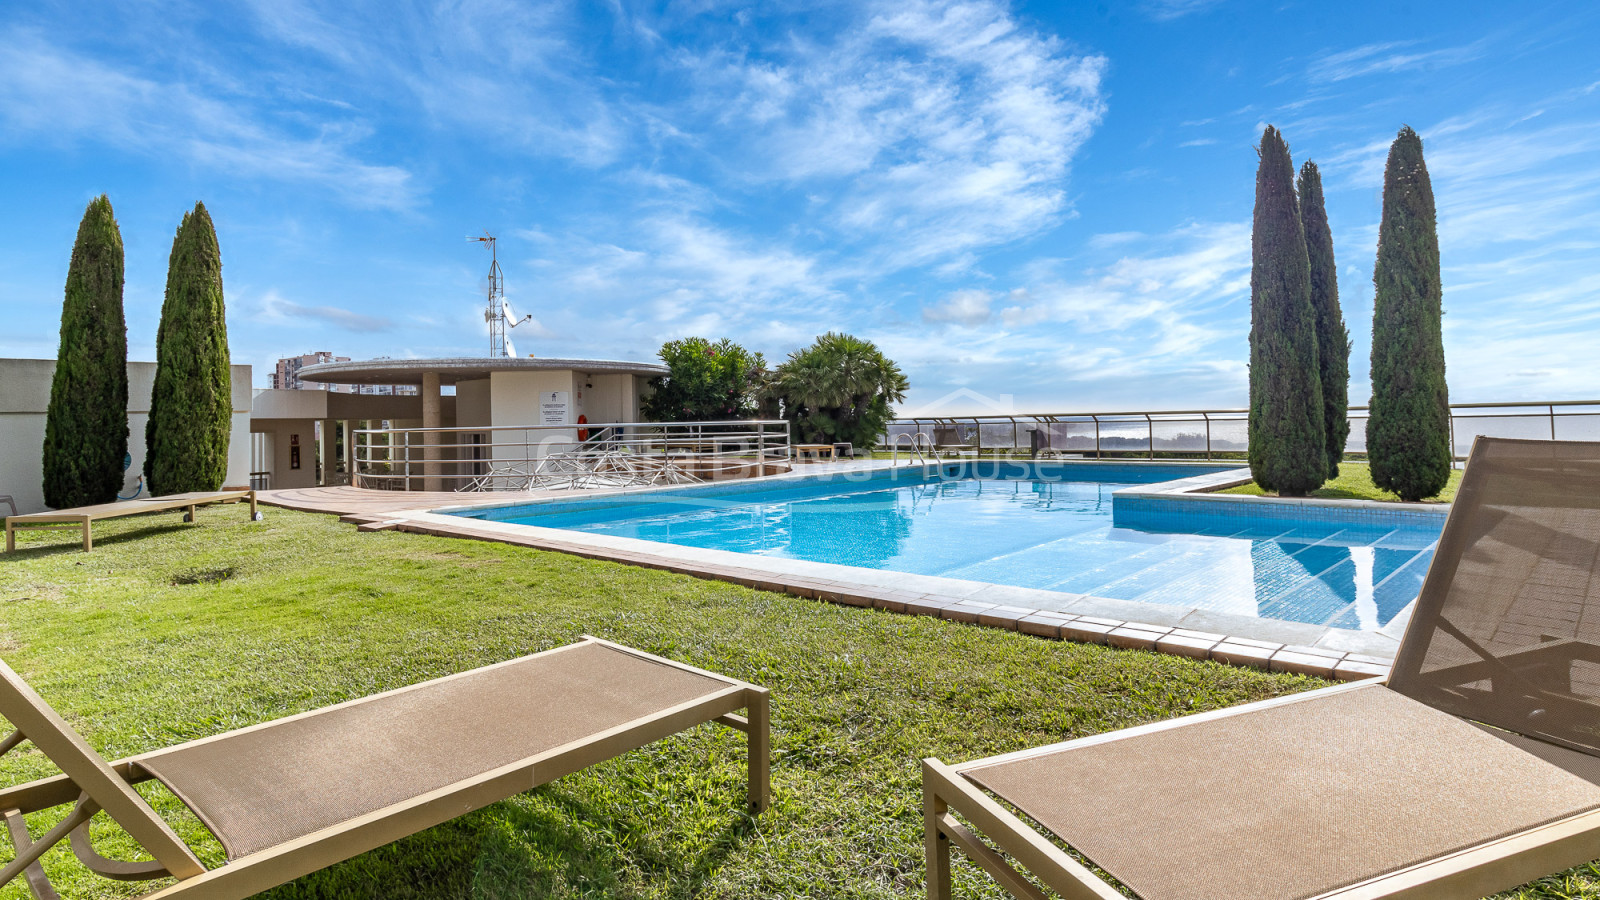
470,232,533,358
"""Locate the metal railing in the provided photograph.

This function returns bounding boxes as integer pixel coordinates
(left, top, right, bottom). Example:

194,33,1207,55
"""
885,400,1600,461
352,419,792,491
891,431,935,465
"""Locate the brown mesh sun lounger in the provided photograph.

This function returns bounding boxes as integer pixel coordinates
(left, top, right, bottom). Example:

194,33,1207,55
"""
924,437,1600,900
1,636,769,899
4,490,259,553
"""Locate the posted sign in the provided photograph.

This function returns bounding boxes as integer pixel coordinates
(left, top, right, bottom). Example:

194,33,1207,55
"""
540,391,569,426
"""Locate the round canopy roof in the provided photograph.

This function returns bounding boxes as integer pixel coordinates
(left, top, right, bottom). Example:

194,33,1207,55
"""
297,356,668,386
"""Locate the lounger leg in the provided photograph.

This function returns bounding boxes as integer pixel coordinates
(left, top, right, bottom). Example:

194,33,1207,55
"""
924,776,952,900
746,687,771,814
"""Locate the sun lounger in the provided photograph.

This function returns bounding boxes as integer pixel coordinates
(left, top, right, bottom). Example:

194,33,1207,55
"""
1,636,769,899
4,490,258,553
923,437,1600,900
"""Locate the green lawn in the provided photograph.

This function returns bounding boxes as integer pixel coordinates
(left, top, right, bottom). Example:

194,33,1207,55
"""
0,509,1591,899
1218,460,1464,503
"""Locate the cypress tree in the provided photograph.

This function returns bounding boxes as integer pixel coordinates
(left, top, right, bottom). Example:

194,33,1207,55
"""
1297,161,1351,480
1248,126,1326,497
145,202,232,495
42,195,129,509
1368,126,1451,501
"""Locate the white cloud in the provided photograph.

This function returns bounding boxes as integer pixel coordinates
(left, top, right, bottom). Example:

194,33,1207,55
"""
255,290,396,332
922,289,996,325
0,30,416,210
515,213,842,360
674,0,1107,269
1138,0,1227,22
243,0,627,167
1307,40,1484,83
1000,222,1250,335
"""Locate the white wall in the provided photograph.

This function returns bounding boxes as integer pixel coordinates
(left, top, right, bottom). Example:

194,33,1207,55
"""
583,373,626,424
0,359,252,515
489,369,580,460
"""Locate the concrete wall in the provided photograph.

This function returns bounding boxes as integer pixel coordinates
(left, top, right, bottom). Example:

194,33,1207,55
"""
256,418,319,490
456,378,491,429
0,358,252,515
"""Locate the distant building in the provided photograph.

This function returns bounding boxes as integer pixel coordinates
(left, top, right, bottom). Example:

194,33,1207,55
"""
270,352,415,395
271,352,348,391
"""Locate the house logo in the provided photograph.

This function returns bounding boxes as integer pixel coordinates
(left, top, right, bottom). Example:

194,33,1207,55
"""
897,387,1015,419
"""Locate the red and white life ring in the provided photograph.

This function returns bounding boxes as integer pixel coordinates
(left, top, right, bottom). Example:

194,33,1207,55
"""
577,414,589,442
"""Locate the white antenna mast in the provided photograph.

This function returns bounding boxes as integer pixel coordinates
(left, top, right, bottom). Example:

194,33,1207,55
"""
469,232,531,357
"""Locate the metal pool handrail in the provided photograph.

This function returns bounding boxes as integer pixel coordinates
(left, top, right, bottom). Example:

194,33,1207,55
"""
891,432,934,466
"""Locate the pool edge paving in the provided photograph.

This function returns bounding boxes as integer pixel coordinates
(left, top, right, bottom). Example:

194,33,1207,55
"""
358,506,1402,680
285,460,1448,679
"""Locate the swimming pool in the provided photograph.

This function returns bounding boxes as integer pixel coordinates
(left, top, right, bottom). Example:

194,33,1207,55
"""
450,463,1442,632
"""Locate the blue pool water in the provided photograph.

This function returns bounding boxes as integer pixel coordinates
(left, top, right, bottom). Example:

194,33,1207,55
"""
454,465,1442,631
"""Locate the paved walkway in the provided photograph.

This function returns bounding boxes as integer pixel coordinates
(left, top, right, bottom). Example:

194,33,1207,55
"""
257,485,563,516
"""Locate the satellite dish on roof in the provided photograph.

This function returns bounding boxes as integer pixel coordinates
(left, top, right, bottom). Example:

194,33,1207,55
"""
469,232,532,358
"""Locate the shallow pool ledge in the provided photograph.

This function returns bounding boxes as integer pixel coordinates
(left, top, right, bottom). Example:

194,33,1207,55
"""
1112,468,1451,531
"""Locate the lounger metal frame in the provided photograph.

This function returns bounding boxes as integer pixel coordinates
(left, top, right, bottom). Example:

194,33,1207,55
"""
925,437,1600,899
923,677,1600,900
4,490,259,553
1,636,769,900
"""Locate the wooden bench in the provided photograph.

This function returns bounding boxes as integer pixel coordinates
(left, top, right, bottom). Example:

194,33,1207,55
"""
794,444,836,461
4,490,258,553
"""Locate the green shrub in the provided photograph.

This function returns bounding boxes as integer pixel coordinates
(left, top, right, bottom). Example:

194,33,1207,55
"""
770,332,907,448
1368,127,1452,502
43,194,129,509
1247,126,1326,497
641,337,768,421
145,202,232,495
1298,161,1352,480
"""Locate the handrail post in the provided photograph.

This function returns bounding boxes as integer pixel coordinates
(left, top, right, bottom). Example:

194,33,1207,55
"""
1093,416,1101,460
1204,413,1212,461
1146,414,1153,460
1550,405,1557,441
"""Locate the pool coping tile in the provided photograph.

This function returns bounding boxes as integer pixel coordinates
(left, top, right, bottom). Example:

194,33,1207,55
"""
1155,633,1219,659
1106,626,1169,650
1017,614,1070,638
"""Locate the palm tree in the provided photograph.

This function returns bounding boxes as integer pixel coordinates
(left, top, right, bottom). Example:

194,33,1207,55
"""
771,333,908,447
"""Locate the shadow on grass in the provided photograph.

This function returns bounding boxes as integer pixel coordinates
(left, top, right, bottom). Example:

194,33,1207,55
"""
254,786,757,900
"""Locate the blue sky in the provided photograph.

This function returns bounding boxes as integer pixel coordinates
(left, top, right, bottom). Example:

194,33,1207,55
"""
1,1,1596,415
